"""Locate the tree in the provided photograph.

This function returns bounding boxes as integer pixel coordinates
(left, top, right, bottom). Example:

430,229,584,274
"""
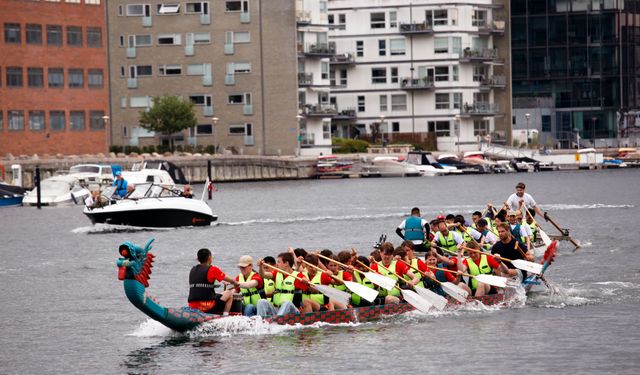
139,95,197,150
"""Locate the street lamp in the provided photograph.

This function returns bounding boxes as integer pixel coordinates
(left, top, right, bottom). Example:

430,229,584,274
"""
212,117,219,154
454,114,460,154
591,116,597,147
379,115,386,148
102,115,110,154
525,113,530,148
295,115,304,156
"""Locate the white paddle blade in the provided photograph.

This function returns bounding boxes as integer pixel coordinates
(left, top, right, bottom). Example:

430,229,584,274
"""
473,274,508,288
365,272,396,291
344,281,378,303
539,228,552,247
440,282,469,303
313,284,351,306
401,289,432,313
532,245,546,258
414,286,448,311
510,259,543,275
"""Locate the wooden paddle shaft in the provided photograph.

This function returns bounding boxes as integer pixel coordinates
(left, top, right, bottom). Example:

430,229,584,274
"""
355,260,403,292
300,259,341,283
397,258,442,285
460,245,515,263
262,263,306,283
546,214,581,249
315,252,368,278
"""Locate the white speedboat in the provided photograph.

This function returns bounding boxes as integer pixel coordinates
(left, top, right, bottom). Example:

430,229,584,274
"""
23,175,89,206
359,156,421,177
406,151,448,176
84,183,216,228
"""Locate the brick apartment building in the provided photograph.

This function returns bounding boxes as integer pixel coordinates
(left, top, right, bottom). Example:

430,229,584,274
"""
0,0,108,157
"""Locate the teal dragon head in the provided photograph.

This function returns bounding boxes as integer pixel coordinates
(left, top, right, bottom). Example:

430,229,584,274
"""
117,238,155,277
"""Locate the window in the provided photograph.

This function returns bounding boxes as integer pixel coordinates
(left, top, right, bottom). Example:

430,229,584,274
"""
130,65,152,77
452,65,459,81
321,62,329,80
28,68,44,88
322,121,331,140
435,66,449,82
88,69,104,88
89,111,105,130
433,121,450,136
29,111,45,131
453,92,462,109
371,68,387,84
233,62,251,73
86,27,102,47
225,0,248,12
157,3,181,14
26,24,42,45
391,94,407,111
227,31,250,43
130,96,151,107
378,39,386,56
196,124,213,135
389,11,397,28
129,34,152,47
186,63,211,75
392,122,400,132
328,14,334,24
191,32,211,44
473,65,488,82
47,25,62,46
379,95,387,111
8,111,24,131
356,40,363,57
473,120,489,136
434,37,448,54
157,33,181,45
472,10,487,27
4,23,21,44
433,9,448,26
127,4,150,16
435,93,450,109
70,111,85,131
65,0,81,3
370,12,385,29
50,111,66,131
158,64,181,75
390,67,398,83
67,26,82,47
542,115,551,132
186,1,209,14
451,37,461,54
68,69,84,88
85,0,101,4
48,68,64,88
227,92,250,104
229,124,246,134
357,95,365,112
6,67,23,87
390,39,405,55
338,14,346,25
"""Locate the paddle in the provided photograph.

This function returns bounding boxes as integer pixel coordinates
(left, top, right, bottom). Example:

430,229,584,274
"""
397,258,469,303
262,263,351,307
545,212,580,250
522,205,552,247
355,260,434,313
316,252,397,291
374,261,448,311
460,245,543,275
426,263,508,289
300,260,378,303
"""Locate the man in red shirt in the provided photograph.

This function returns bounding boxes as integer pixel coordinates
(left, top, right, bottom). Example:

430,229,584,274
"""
301,254,347,313
188,248,239,315
459,243,509,296
257,252,309,317
371,243,420,301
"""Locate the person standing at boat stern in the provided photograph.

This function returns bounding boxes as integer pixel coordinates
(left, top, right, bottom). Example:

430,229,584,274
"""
112,171,128,198
396,207,431,252
188,248,239,315
235,255,265,317
507,182,547,220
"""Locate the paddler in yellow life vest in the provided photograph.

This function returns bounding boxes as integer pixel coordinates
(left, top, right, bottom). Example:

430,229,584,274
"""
399,241,428,289
453,216,483,245
261,256,276,301
234,255,265,317
459,242,509,296
476,218,499,250
257,252,308,317
524,210,538,243
507,210,531,250
431,220,464,255
371,243,419,300
396,207,430,252
299,254,347,313
471,211,483,229
352,256,388,306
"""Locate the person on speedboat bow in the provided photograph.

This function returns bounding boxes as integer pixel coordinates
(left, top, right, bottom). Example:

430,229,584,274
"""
112,171,128,198
188,248,239,316
257,252,308,317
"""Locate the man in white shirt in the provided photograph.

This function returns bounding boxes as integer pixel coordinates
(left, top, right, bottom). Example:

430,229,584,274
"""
506,182,546,219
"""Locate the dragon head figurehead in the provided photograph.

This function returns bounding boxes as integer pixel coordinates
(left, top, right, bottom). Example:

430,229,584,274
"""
117,238,155,286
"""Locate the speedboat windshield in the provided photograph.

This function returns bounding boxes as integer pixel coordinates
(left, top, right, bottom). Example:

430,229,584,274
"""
70,165,100,174
128,183,152,199
39,180,73,195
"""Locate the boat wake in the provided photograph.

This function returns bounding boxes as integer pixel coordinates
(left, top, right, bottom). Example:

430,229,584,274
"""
526,280,640,308
219,213,404,226
71,224,176,234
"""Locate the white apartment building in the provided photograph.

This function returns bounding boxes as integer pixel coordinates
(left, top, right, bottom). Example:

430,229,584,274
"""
328,0,510,152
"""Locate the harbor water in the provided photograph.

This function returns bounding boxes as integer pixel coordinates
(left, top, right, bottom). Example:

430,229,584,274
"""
1,169,639,374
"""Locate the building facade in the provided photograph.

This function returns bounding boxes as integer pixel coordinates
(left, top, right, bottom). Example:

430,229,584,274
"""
511,0,640,148
0,0,108,156
327,0,512,152
107,0,298,156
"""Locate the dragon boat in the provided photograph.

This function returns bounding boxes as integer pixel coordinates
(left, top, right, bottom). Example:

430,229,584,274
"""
117,239,555,333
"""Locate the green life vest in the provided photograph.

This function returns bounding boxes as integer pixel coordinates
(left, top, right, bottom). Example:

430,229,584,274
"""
528,222,537,242
377,260,400,297
352,272,375,306
403,258,425,289
439,232,458,253
264,278,275,301
457,228,472,243
273,272,296,307
302,271,326,305
238,271,265,306
466,254,492,290
333,270,347,292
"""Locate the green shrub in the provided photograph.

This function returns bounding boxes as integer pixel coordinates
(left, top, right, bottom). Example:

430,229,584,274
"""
332,138,370,153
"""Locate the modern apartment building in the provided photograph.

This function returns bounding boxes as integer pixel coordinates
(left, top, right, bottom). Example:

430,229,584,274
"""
328,0,512,152
511,0,640,148
107,0,298,156
0,0,108,156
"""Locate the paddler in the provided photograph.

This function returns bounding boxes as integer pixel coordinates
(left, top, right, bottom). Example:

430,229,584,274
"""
352,256,384,306
188,248,239,316
396,207,431,252
234,255,265,317
431,220,464,254
372,243,420,299
476,218,498,250
524,211,538,243
261,256,276,301
506,182,547,220
257,252,308,317
507,210,531,249
492,223,534,282
300,254,347,313
424,251,471,295
459,242,508,296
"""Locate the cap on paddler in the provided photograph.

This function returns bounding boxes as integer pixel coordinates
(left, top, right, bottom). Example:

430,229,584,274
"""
508,210,518,216
436,215,445,220
237,255,253,267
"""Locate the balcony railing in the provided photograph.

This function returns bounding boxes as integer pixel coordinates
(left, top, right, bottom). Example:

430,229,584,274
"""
330,52,356,65
460,48,500,63
477,20,506,35
298,72,313,86
296,10,311,25
400,77,434,90
302,104,338,117
399,22,433,35
479,75,506,90
460,102,500,117
299,42,336,57
333,108,357,120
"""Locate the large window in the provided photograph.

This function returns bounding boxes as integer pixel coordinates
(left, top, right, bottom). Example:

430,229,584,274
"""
157,33,181,45
435,66,449,82
542,115,551,132
435,93,450,109
186,1,209,14
50,111,66,131
47,25,62,46
473,120,489,136
128,34,152,47
227,92,250,104
48,68,64,88
225,0,248,12
371,68,387,84
86,27,102,47
357,96,365,112
88,69,104,88
434,37,448,54
67,26,82,47
8,111,24,131
70,111,85,131
28,68,44,87
356,40,363,57
4,23,21,44
370,12,385,29
433,9,448,26
433,121,450,137
158,64,182,76
6,67,23,87
379,95,388,111
29,111,45,131
226,31,250,44
89,111,105,130
390,39,405,55
391,94,407,111
68,69,84,88
26,24,42,45
378,39,386,56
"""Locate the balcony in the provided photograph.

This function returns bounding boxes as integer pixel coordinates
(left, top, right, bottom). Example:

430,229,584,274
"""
477,20,506,36
333,108,357,120
479,75,506,91
330,52,356,66
298,72,313,86
302,104,337,117
460,102,501,118
460,48,502,64
399,22,433,35
400,77,434,90
296,10,311,25
299,42,336,57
